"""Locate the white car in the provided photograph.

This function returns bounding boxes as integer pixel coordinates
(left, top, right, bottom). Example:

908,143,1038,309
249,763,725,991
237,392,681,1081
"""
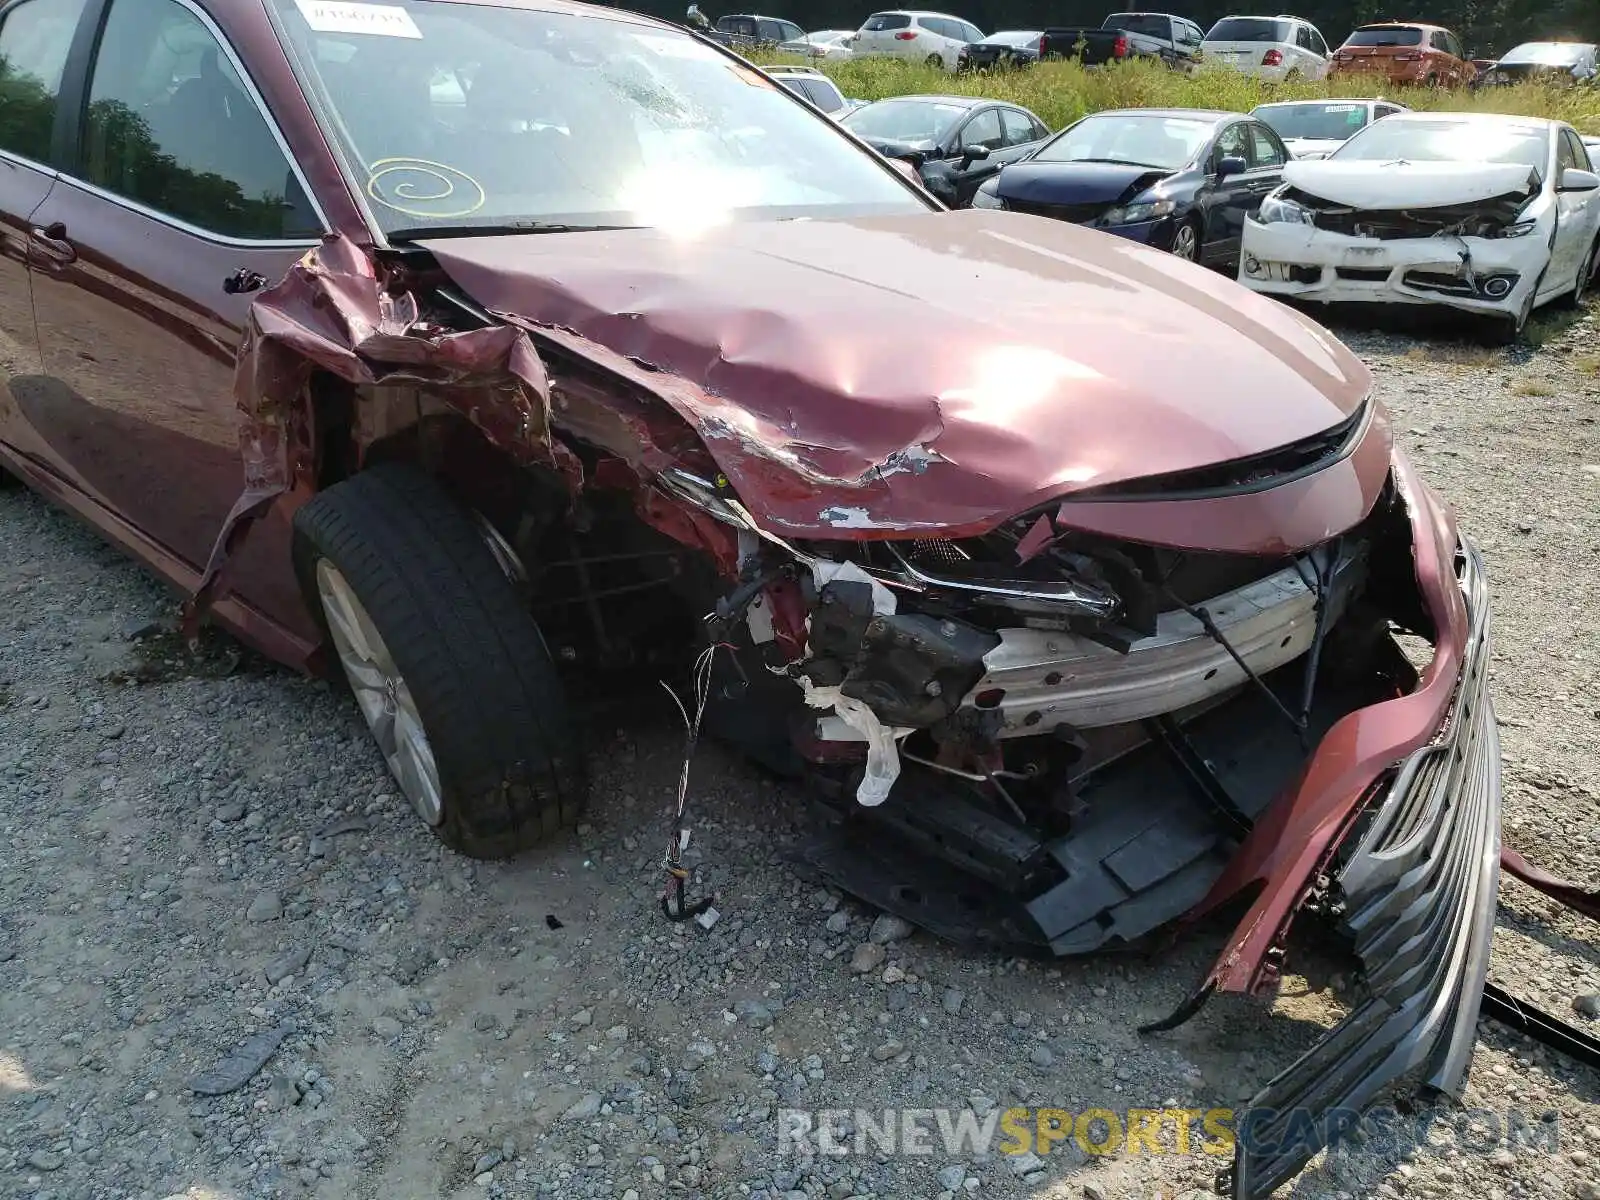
777,29,856,59
848,10,985,71
1250,98,1409,159
1239,112,1600,341
1202,14,1332,81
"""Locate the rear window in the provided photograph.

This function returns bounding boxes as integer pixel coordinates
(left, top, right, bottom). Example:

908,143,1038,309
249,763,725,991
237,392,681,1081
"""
1107,13,1171,38
1205,17,1289,43
862,12,911,31
1344,25,1424,47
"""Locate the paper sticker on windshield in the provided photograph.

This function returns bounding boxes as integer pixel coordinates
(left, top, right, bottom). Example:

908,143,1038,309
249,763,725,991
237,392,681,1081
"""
295,0,421,38
633,31,721,59
1324,103,1361,112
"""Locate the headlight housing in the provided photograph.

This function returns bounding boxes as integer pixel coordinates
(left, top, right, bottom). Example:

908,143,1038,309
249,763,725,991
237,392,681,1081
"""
970,186,1005,209
1101,197,1176,225
1491,218,1539,238
1256,191,1316,225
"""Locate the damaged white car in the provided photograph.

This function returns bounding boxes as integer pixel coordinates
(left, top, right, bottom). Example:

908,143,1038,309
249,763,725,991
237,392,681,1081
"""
1238,112,1600,340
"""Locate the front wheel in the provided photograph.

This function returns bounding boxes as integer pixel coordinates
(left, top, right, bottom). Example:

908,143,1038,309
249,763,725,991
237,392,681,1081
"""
1170,219,1200,262
292,463,587,858
1561,238,1598,308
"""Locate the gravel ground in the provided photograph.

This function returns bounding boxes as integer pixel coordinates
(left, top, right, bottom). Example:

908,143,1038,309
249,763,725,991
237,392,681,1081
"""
2,309,1599,1200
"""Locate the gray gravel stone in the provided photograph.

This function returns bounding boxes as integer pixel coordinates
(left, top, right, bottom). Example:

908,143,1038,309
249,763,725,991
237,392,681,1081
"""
245,891,282,922
849,942,885,974
868,914,914,944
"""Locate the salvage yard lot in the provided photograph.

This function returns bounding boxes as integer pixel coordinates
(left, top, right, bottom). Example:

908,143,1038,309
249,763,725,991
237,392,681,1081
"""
1,311,1599,1199
766,54,1600,133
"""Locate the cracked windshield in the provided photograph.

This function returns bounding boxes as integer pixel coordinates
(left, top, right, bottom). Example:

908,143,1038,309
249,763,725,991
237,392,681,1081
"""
268,0,926,234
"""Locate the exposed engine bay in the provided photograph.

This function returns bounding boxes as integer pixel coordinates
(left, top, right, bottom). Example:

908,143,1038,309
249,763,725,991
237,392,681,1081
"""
1270,184,1536,240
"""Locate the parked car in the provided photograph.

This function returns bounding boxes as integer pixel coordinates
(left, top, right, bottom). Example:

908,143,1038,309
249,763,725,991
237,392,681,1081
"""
1239,112,1600,340
713,11,804,47
1250,98,1409,158
777,28,856,58
766,64,860,118
956,29,1042,70
0,3,1505,1195
1200,14,1332,81
1473,41,1598,87
1328,22,1472,87
1041,12,1205,69
847,10,984,70
972,108,1290,268
841,94,1050,205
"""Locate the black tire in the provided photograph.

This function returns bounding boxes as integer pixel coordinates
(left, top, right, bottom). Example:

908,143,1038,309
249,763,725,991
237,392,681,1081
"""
926,53,944,69
292,462,586,858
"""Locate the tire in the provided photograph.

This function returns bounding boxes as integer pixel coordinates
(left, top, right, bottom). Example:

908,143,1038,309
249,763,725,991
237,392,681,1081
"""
292,462,586,859
1486,279,1539,345
926,53,944,69
1424,73,1439,88
1560,237,1598,308
1170,218,1201,262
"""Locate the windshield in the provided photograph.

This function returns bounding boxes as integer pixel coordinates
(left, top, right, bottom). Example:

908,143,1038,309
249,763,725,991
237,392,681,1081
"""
1206,18,1289,43
987,30,1041,47
1501,42,1589,66
1333,119,1549,180
1033,113,1213,170
1253,102,1370,142
268,0,925,235
841,98,968,143
1343,26,1424,48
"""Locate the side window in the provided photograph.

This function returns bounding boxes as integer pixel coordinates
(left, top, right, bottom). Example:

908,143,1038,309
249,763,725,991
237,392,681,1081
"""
81,0,317,240
803,78,842,113
1294,25,1312,50
1247,122,1286,169
729,17,757,37
1213,122,1249,167
1376,104,1403,119
1449,33,1464,59
957,108,1003,153
779,20,803,41
1558,129,1581,174
0,0,89,164
776,77,806,99
1568,130,1594,173
960,22,982,42
925,18,955,40
1310,28,1328,56
1000,108,1037,146
757,20,783,42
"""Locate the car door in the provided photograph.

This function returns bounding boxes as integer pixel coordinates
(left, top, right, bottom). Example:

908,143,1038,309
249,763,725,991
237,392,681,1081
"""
0,0,89,478
1550,128,1595,291
944,106,1004,205
1306,24,1331,77
998,107,1045,163
25,0,324,628
1199,121,1255,265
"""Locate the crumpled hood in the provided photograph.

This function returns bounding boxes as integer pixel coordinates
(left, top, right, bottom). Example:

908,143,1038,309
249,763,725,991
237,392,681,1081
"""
1283,158,1540,209
995,160,1171,207
420,209,1371,538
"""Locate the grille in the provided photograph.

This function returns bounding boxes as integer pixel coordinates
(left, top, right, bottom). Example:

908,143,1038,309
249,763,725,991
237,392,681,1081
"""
1005,199,1110,224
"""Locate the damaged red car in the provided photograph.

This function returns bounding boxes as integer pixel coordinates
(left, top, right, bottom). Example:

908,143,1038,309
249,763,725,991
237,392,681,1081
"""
0,0,1499,1193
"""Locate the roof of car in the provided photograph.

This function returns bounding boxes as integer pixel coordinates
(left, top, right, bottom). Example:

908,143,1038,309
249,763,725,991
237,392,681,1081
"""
1382,110,1557,129
1253,98,1393,107
859,94,984,107
1089,107,1242,122
868,10,968,17
1355,21,1451,30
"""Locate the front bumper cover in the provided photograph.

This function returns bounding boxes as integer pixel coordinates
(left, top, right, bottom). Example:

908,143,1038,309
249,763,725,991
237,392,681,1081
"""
1230,538,1499,1198
1238,218,1540,318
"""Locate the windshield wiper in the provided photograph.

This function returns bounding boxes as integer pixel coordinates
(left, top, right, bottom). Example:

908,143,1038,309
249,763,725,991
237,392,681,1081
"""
386,221,638,241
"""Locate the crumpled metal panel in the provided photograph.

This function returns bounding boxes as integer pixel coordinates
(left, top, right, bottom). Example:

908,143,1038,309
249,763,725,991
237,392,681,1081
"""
187,233,554,620
417,210,1376,541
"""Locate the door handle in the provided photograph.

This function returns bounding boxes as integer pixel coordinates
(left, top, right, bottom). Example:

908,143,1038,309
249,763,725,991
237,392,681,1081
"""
223,268,268,295
28,221,76,266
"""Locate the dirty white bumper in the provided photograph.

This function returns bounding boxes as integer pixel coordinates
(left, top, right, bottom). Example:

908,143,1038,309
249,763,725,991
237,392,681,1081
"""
1238,217,1546,316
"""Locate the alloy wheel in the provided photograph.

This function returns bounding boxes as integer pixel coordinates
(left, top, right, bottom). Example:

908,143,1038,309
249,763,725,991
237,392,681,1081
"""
316,559,444,825
1171,223,1198,261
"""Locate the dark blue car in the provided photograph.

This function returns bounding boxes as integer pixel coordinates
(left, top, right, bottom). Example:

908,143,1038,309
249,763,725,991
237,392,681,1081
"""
970,107,1291,269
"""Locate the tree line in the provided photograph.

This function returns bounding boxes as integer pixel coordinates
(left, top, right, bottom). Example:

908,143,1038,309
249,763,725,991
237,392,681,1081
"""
620,0,1599,58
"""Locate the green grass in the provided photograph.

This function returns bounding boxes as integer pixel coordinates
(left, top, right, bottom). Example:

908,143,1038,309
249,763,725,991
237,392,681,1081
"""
748,53,1600,134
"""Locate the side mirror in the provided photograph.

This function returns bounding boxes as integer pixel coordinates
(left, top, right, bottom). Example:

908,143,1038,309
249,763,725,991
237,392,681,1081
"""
1559,167,1600,192
960,144,991,165
1216,155,1247,179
